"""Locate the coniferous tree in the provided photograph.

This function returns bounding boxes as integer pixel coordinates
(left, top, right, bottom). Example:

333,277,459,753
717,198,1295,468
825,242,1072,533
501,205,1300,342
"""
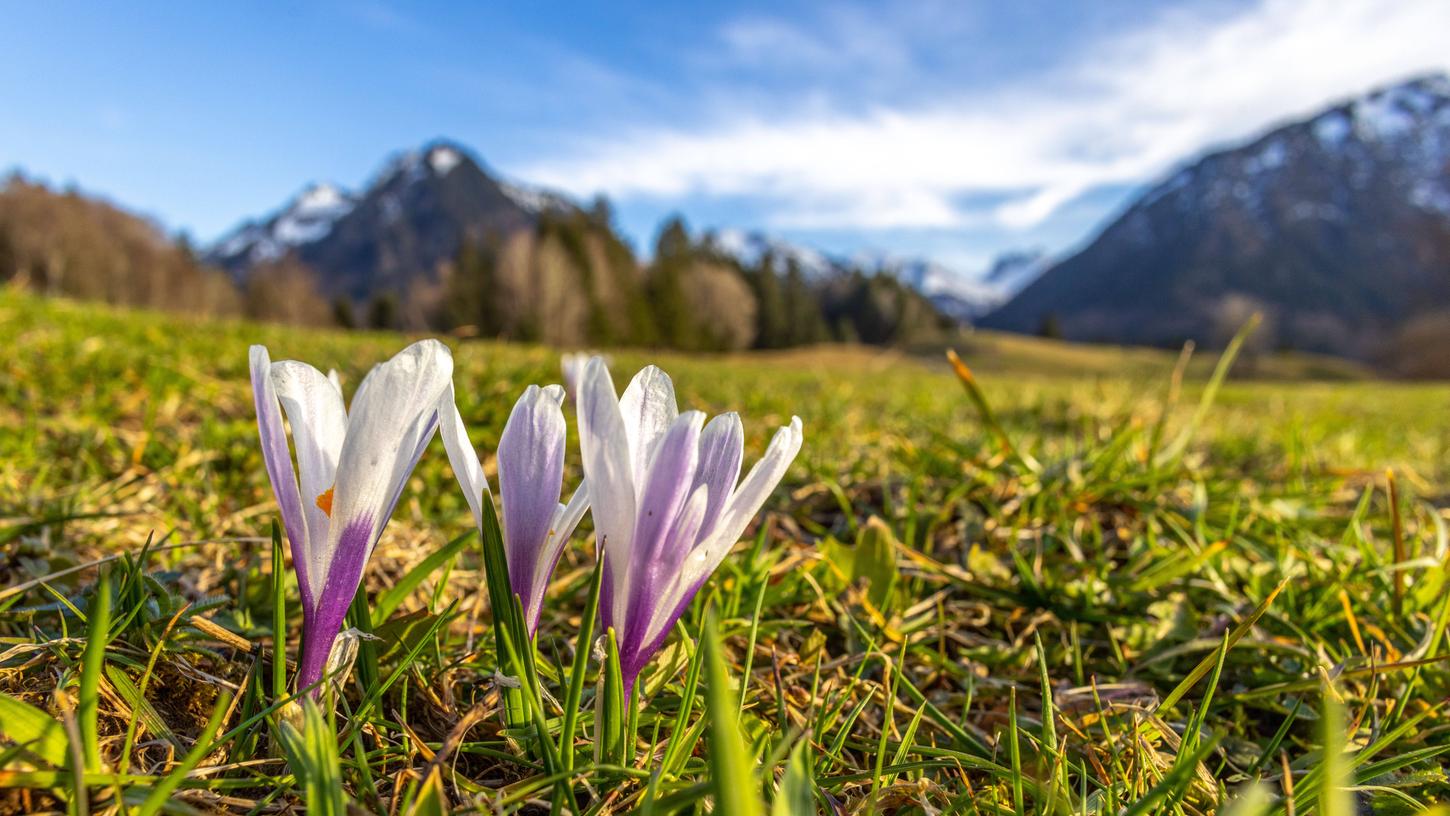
367,292,401,330
748,250,789,348
444,236,503,336
781,259,828,346
647,216,699,350
332,297,357,329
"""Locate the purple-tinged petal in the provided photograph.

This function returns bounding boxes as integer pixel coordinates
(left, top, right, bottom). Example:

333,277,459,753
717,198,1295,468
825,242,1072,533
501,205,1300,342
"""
499,385,567,632
577,357,636,635
250,345,313,610
297,515,374,693
643,415,805,680
271,360,347,596
618,366,678,492
637,483,709,652
692,413,744,545
684,416,803,590
621,411,703,654
626,571,707,696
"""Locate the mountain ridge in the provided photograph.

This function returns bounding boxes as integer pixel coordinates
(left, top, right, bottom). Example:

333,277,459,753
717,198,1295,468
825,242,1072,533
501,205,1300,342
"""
982,73,1450,356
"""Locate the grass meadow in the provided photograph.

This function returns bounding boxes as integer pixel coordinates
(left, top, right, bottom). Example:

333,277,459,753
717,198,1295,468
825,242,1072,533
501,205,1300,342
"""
2,288,1448,813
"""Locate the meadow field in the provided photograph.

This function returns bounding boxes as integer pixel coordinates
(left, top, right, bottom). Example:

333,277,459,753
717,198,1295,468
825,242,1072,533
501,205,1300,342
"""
1,288,1448,813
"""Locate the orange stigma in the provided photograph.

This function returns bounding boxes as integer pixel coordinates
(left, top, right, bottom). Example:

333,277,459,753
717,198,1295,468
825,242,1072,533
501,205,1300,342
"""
315,487,335,518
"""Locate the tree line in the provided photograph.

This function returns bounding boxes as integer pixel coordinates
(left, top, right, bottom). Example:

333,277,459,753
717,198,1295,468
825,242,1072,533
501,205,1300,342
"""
438,208,958,351
2,173,958,351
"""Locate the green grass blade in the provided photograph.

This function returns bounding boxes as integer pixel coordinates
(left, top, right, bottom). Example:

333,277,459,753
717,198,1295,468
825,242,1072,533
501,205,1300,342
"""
560,554,604,773
275,699,347,816
1319,688,1353,816
271,519,288,701
772,738,816,816
0,693,69,768
1155,578,1288,715
704,610,764,816
1156,312,1260,464
79,568,112,772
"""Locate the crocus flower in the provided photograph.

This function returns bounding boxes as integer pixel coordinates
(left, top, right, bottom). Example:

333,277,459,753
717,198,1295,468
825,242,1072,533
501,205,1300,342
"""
251,339,453,693
438,383,589,636
576,358,803,693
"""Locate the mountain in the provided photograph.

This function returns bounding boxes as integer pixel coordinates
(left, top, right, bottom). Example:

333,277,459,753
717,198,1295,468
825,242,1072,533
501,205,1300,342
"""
857,254,1005,321
704,228,1013,320
982,250,1049,299
981,74,1450,357
704,228,836,279
208,141,547,301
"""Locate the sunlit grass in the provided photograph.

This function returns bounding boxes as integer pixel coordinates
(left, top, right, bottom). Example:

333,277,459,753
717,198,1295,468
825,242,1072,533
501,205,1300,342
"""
1,288,1447,812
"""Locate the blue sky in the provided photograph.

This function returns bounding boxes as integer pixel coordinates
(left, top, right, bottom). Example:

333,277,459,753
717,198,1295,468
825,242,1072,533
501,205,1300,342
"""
3,0,1448,274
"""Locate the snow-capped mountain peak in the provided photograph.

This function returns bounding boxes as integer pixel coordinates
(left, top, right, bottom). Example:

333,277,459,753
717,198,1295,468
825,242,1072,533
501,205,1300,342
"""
428,144,462,176
367,140,474,191
209,181,357,270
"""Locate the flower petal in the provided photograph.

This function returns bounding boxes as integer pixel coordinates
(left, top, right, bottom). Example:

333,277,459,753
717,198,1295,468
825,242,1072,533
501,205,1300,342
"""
668,416,804,613
618,365,678,492
326,339,453,585
577,357,637,635
622,411,703,650
438,382,490,529
692,412,744,544
525,481,591,635
641,483,709,652
250,345,313,609
382,409,440,525
499,385,567,629
271,360,347,600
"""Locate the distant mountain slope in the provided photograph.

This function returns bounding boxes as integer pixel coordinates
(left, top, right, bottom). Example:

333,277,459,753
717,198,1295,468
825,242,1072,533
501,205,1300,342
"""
981,74,1450,357
208,141,546,300
703,228,1026,320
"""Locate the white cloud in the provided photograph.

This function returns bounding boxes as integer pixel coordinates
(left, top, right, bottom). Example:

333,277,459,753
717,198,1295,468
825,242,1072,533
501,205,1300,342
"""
522,0,1450,232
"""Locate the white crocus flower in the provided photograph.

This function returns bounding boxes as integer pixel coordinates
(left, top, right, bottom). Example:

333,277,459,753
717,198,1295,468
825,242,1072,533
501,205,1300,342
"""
251,339,453,693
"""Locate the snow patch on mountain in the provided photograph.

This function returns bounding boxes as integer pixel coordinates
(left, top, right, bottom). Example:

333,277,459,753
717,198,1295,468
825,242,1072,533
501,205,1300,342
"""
982,250,1049,298
1312,113,1351,147
707,229,835,279
499,180,576,215
1244,140,1287,174
1351,75,1450,142
429,146,462,176
371,142,470,190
